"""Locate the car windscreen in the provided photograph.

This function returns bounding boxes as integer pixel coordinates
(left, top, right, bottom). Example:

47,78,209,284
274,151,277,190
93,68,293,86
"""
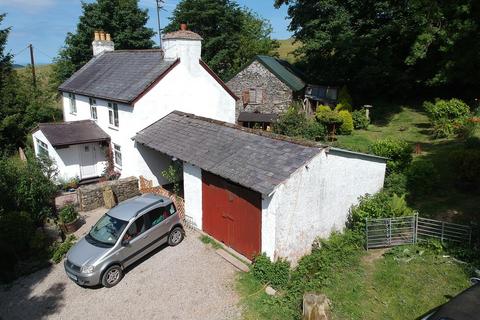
88,214,128,246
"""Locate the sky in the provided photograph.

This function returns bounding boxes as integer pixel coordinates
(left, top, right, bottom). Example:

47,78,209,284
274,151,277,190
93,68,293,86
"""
1,0,292,65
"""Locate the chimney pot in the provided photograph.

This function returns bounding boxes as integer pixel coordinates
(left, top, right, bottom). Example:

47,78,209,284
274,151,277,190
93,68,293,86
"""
99,31,105,41
180,23,187,31
94,31,100,41
106,33,111,41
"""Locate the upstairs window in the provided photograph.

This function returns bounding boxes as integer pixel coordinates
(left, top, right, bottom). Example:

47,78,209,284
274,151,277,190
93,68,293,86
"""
113,143,122,167
242,88,264,105
36,139,49,157
108,102,119,127
89,98,98,120
68,93,77,114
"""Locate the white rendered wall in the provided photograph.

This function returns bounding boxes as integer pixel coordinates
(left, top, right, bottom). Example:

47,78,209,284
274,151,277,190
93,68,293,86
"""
263,149,386,264
163,38,201,73
183,163,203,229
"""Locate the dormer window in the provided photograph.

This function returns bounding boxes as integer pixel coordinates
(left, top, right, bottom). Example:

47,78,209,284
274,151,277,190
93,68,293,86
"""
68,93,77,114
89,98,98,120
108,102,119,127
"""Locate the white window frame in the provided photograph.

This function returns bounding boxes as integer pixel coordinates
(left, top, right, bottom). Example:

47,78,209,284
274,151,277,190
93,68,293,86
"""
68,93,77,114
108,102,119,127
36,139,49,157
113,143,122,168
89,97,98,120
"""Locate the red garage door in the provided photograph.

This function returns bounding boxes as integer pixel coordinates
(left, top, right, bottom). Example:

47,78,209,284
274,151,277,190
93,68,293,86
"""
202,171,261,260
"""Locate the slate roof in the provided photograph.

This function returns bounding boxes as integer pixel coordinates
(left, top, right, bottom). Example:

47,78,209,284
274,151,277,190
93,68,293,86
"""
135,111,324,195
59,50,178,104
163,30,203,40
36,120,110,147
256,55,306,92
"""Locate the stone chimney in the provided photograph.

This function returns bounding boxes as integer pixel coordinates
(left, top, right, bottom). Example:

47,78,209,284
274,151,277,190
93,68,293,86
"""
162,24,203,71
92,30,114,57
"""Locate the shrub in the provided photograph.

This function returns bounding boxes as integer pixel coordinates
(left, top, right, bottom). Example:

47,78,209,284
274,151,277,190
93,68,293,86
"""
51,235,76,263
406,160,439,197
369,138,413,173
424,98,471,138
273,106,308,137
59,204,78,224
338,110,354,135
251,253,290,289
338,85,353,111
451,148,480,191
303,118,326,141
348,191,413,232
316,109,343,135
0,211,35,255
352,109,370,129
334,103,348,112
316,105,331,113
384,172,408,196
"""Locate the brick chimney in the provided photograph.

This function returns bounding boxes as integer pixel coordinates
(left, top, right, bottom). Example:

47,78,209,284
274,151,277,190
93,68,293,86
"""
92,30,114,57
162,24,203,71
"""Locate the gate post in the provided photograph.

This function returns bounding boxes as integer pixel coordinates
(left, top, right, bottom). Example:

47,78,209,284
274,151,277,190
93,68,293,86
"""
441,222,445,244
365,217,369,251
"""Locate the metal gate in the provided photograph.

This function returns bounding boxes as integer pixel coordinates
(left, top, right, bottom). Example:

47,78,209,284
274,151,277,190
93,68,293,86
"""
366,214,472,250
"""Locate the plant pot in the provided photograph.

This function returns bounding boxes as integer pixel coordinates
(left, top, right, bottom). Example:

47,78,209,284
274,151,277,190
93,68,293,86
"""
62,217,80,234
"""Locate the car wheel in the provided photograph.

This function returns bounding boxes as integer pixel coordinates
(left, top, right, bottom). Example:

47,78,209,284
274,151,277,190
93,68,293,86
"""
168,227,184,246
101,265,123,288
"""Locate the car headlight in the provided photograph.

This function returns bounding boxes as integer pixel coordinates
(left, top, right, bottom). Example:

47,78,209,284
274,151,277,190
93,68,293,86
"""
81,265,94,274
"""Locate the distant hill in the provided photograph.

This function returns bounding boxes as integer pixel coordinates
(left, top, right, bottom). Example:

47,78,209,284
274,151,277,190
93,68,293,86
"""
275,38,302,63
13,64,24,69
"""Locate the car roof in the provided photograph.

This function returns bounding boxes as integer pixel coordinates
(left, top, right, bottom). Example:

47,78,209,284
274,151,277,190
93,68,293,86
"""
427,283,480,320
107,193,171,221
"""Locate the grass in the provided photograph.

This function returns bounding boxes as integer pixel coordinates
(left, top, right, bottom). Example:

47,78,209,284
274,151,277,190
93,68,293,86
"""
200,234,222,249
237,246,471,320
275,38,302,63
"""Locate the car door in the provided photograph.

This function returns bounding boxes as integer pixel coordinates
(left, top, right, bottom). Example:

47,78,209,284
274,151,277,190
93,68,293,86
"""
144,204,175,245
117,215,151,267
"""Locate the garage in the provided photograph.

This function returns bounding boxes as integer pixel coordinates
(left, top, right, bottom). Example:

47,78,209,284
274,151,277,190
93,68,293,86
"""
202,171,261,260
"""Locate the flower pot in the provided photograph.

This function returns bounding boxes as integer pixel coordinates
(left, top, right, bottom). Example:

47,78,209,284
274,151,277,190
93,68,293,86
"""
62,217,80,234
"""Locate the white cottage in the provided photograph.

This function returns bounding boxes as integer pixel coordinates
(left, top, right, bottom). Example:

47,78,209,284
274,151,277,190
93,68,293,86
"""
135,111,387,263
32,26,237,182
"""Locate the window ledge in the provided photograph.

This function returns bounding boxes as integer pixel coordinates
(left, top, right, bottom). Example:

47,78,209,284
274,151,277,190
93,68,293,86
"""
108,126,119,131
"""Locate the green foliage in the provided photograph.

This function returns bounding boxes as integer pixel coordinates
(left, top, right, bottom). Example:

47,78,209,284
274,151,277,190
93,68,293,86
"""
251,253,290,290
52,0,155,85
274,0,480,99
352,109,370,129
165,0,278,80
406,160,439,197
369,138,413,173
424,99,471,138
161,162,183,195
384,172,408,196
303,118,326,141
0,212,35,255
51,235,77,264
58,204,78,224
273,105,308,137
315,108,343,135
316,105,331,113
451,148,480,191
338,110,353,135
200,235,221,249
348,191,413,232
337,86,353,111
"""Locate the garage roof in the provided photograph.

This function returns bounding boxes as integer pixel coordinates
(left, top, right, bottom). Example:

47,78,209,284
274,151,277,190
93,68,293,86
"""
135,111,324,195
34,120,110,147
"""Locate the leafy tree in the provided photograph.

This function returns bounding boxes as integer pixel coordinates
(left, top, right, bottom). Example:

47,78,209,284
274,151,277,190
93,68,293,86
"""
52,0,155,85
165,0,278,79
274,0,480,100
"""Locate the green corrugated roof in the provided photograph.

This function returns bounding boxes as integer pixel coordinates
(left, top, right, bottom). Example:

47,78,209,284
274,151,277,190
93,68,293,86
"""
256,55,306,92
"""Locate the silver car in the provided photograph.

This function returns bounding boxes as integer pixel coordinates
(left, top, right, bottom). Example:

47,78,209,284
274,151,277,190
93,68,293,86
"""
64,193,185,288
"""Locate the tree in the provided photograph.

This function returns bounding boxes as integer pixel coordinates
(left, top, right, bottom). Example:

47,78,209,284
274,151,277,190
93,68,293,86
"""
52,0,155,86
165,0,278,80
274,0,480,100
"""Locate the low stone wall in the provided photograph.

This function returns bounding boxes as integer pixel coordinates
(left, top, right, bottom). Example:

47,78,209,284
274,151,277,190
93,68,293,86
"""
78,176,140,211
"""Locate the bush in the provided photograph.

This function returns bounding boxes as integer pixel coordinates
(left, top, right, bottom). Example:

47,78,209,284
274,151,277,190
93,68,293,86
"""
369,138,413,173
352,109,370,129
338,110,354,135
251,253,290,289
58,204,78,224
424,98,471,138
338,85,353,111
451,148,480,191
0,211,35,255
406,160,439,197
384,172,408,196
348,191,413,232
303,118,326,141
51,235,76,263
316,105,331,113
273,106,308,137
316,109,344,135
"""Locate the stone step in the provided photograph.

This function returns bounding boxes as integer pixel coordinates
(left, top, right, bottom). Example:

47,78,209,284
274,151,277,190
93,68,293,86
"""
215,249,250,272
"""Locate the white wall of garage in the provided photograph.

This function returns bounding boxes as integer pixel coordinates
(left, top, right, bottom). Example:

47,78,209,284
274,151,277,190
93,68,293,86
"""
183,163,203,229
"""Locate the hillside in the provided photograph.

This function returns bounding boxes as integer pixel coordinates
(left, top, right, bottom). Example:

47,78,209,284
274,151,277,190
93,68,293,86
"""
275,38,302,63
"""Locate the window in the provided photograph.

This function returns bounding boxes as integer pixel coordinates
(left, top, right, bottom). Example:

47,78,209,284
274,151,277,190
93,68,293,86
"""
89,98,97,120
145,204,177,228
68,93,77,114
36,139,49,157
108,102,119,127
113,144,122,167
124,215,146,241
242,88,264,105
88,214,128,246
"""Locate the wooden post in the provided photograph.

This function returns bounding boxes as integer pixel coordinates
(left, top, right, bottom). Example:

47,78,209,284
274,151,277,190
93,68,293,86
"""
29,44,36,88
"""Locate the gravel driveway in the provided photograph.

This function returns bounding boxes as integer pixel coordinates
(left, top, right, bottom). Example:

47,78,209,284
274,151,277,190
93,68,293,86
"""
0,228,241,320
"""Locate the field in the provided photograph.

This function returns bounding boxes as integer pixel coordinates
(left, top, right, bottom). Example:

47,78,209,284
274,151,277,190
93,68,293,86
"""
275,38,302,63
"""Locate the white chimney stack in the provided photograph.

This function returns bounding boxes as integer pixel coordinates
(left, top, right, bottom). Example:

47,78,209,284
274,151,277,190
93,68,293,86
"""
92,30,114,57
162,24,203,71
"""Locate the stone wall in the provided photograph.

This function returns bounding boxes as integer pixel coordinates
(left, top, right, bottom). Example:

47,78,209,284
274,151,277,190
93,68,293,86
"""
227,61,294,121
78,176,140,211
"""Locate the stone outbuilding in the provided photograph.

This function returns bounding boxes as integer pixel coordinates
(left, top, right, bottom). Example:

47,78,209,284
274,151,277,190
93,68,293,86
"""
135,111,386,263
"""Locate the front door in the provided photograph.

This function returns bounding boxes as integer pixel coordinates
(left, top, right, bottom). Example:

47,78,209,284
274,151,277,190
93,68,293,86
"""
80,143,97,179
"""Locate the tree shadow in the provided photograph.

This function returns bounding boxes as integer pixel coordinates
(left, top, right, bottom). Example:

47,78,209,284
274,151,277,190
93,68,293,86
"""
0,265,66,319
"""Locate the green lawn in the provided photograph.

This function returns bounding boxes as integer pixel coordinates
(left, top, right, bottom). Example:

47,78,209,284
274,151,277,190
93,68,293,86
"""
237,247,471,320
